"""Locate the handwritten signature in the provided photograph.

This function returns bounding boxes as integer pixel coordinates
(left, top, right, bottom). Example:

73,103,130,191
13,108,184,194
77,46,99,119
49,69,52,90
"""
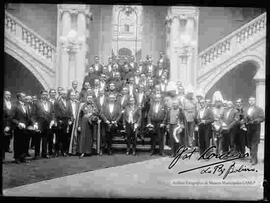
168,146,257,179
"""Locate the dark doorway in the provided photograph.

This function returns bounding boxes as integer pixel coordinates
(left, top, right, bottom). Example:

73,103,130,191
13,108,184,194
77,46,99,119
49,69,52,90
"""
206,61,257,106
4,53,44,101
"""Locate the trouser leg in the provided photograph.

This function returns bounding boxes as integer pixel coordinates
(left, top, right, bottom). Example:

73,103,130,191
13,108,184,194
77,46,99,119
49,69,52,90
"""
250,142,258,164
158,127,164,154
34,132,41,156
41,128,48,157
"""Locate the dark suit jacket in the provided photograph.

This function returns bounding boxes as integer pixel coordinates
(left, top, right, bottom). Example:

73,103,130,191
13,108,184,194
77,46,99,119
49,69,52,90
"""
195,107,214,125
100,103,122,123
67,100,80,121
117,94,129,110
244,105,265,124
54,99,72,121
83,73,98,87
92,63,103,76
123,105,141,126
35,100,55,131
94,95,107,114
135,92,147,108
221,108,238,130
147,102,167,124
12,101,33,128
3,100,13,128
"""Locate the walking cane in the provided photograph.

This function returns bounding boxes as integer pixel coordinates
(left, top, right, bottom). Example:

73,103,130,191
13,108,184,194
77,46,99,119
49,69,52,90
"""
97,120,101,154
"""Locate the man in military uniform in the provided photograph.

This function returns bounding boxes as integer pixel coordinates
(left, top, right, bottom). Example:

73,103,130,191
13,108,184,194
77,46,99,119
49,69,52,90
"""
182,89,197,148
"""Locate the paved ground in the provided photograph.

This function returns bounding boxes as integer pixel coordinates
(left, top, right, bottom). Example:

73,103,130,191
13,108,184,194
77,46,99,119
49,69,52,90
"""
3,142,264,200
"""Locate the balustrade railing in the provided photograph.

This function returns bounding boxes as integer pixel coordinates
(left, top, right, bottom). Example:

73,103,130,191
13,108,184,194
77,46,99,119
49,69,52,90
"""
199,12,266,69
5,11,56,63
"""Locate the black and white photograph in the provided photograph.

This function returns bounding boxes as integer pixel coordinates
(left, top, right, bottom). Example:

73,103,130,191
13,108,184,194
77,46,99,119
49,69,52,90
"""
2,3,267,200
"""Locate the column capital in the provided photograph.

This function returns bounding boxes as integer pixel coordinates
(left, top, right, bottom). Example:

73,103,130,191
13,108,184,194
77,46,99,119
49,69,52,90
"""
58,4,91,17
253,67,265,81
166,6,199,23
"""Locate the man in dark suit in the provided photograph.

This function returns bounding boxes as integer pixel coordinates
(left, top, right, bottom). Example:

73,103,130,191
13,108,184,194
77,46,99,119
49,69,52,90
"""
147,94,167,156
145,56,156,78
67,80,79,100
34,91,54,158
220,101,238,153
196,99,214,156
92,56,103,76
121,63,134,82
95,89,107,156
106,57,114,74
100,94,122,155
3,91,13,152
12,92,33,163
129,55,138,74
24,95,36,157
3,91,13,161
235,98,246,154
48,89,57,156
57,87,64,101
92,79,100,99
54,90,73,156
84,66,98,87
245,97,264,165
123,97,141,155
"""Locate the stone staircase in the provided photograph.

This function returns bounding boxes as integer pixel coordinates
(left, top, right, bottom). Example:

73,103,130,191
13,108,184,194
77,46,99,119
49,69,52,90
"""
4,11,56,89
197,12,266,92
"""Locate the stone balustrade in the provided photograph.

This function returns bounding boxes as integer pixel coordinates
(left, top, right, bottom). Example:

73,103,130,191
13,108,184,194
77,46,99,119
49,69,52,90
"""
5,11,56,63
199,12,266,69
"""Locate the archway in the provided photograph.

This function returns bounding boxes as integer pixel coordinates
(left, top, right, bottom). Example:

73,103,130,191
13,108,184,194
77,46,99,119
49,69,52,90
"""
118,47,132,57
4,53,44,100
205,61,258,106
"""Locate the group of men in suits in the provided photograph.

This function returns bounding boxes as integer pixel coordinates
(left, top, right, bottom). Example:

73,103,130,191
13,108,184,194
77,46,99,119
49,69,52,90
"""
3,53,264,165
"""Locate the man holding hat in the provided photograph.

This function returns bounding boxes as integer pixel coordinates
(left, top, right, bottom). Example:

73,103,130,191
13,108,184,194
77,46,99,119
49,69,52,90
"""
100,94,122,155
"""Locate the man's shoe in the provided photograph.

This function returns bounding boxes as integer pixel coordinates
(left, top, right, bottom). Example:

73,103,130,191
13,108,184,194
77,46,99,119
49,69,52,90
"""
126,150,130,155
14,159,21,164
108,150,112,155
63,153,67,157
132,150,136,156
150,150,155,156
99,150,103,156
79,153,85,159
26,153,31,157
42,155,49,159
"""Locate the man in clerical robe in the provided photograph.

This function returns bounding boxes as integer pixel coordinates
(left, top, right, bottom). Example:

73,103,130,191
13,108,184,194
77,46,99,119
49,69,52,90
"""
100,94,122,155
67,91,80,155
123,97,141,155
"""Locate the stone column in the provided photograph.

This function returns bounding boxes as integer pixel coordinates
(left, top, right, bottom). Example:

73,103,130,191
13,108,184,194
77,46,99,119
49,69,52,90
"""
76,7,89,89
59,9,71,89
166,7,199,89
254,68,265,139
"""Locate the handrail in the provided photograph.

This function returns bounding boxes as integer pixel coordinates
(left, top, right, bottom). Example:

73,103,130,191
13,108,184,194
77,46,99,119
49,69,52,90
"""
199,12,266,57
5,11,56,49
